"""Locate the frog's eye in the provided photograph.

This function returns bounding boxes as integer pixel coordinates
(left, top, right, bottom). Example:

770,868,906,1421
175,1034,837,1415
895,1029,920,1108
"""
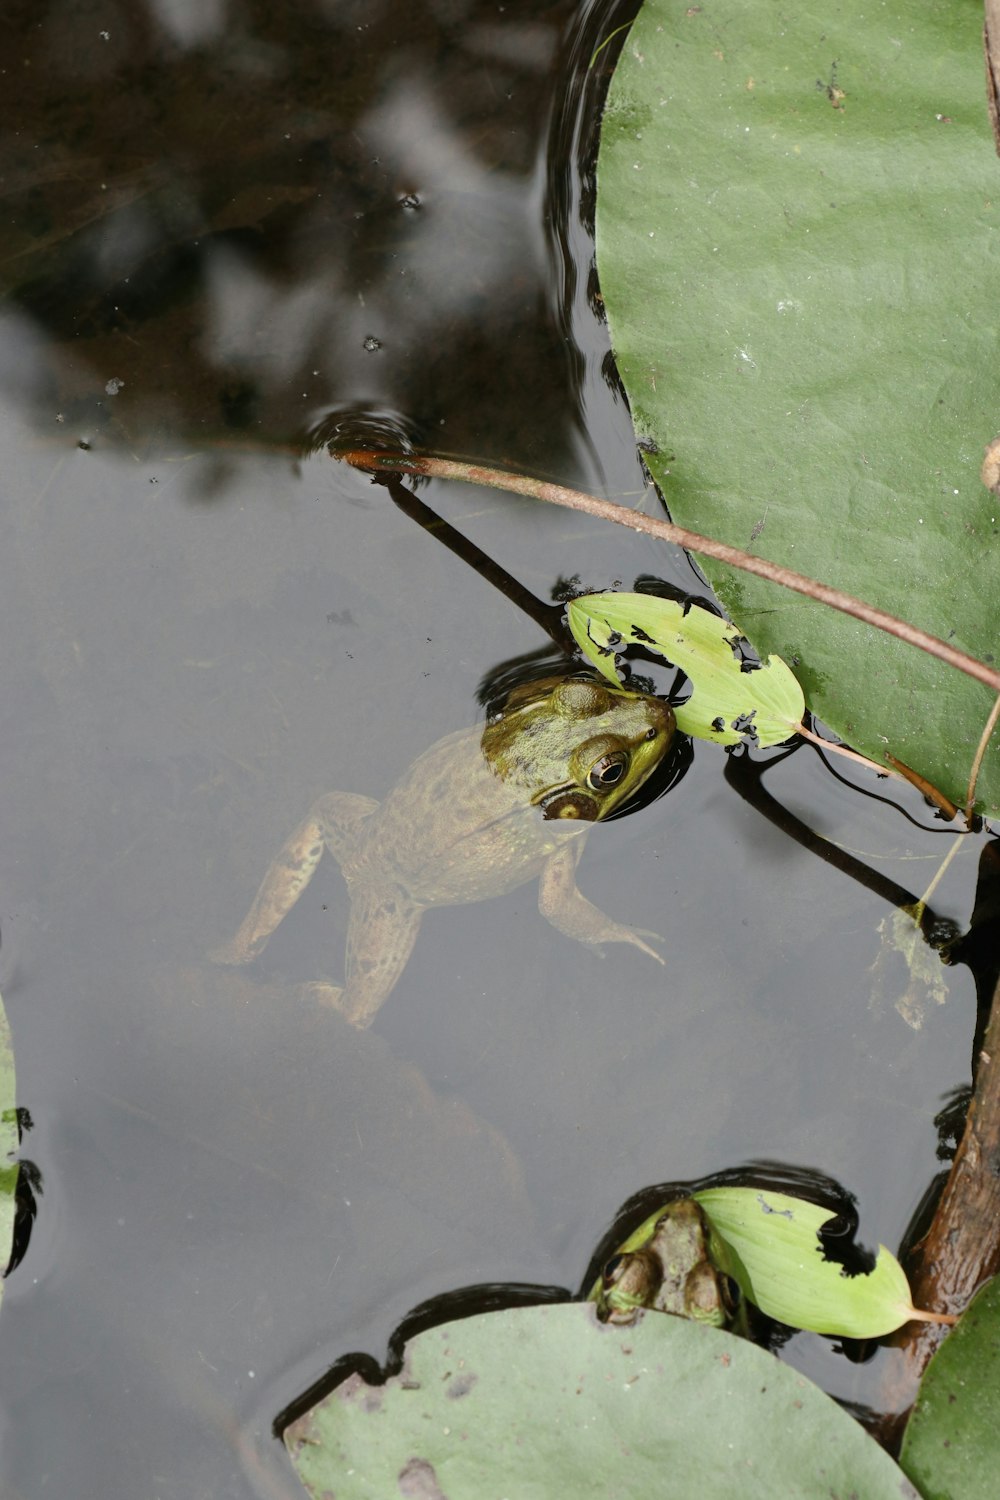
602,1254,625,1286
587,751,629,791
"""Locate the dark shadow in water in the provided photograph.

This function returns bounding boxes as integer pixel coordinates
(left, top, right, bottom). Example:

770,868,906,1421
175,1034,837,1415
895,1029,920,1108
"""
724,745,947,919
945,837,1000,1062
5,1159,41,1279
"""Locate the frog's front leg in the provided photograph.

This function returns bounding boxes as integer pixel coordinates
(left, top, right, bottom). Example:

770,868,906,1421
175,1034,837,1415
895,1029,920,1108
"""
537,842,664,963
213,792,378,964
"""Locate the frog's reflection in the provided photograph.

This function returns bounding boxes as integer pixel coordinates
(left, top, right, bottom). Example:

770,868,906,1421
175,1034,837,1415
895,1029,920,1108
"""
214,671,675,1027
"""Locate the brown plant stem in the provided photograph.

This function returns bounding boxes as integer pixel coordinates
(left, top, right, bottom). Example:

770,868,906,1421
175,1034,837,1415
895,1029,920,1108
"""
884,754,960,821
875,968,1000,1447
338,450,1000,698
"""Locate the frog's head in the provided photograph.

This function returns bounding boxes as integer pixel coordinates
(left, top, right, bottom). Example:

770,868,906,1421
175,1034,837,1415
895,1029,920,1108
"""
480,674,674,823
589,1198,729,1328
593,1246,664,1324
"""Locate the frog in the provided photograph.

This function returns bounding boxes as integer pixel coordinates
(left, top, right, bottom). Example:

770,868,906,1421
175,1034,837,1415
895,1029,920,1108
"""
591,1198,729,1328
213,673,674,1028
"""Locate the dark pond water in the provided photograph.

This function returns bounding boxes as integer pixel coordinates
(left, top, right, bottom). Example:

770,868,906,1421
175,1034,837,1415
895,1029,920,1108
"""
0,1,991,1494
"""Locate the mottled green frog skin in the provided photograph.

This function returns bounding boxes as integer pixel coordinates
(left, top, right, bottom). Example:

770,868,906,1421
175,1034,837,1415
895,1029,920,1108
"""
593,1199,728,1328
214,675,674,1028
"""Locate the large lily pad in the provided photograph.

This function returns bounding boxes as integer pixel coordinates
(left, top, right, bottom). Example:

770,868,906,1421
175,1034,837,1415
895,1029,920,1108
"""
900,1274,1000,1499
286,1303,918,1498
596,0,1000,811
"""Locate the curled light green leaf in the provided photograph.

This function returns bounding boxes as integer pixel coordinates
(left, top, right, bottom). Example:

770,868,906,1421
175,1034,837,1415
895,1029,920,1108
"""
694,1187,947,1338
568,591,804,746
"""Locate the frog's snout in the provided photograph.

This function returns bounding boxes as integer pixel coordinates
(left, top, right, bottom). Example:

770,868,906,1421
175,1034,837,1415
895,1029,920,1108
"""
650,697,676,742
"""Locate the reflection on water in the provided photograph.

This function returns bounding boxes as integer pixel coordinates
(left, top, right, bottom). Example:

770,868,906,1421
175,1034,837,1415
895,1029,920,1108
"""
0,1,990,1495
2,0,583,476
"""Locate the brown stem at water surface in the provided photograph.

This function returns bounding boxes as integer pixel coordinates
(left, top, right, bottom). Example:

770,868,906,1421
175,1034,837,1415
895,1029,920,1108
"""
337,449,1000,699
875,966,1000,1448
884,754,961,821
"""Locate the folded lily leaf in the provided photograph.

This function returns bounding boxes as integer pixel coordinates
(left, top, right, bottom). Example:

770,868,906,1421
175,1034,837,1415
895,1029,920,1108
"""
568,590,804,746
695,1186,947,1338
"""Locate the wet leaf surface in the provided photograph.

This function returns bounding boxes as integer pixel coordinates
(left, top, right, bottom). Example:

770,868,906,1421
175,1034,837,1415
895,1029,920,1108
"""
597,0,1000,810
901,1275,1000,1499
286,1303,918,1499
695,1187,933,1338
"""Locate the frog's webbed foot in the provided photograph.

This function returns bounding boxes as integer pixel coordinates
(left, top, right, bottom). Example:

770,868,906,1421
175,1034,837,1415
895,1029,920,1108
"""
538,844,665,964
212,792,378,964
601,927,665,964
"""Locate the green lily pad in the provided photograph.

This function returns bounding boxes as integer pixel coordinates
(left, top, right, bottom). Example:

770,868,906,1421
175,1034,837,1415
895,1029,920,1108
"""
568,590,804,745
900,1274,1000,1499
0,990,16,1307
285,1303,918,1499
596,0,1000,811
695,1187,940,1338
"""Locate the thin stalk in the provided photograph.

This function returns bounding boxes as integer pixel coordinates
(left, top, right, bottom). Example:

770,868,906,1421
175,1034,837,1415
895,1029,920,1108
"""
913,828,966,916
794,720,901,779
966,693,1000,824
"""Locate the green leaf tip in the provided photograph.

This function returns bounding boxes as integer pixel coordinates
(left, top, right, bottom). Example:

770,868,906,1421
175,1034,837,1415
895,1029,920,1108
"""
694,1187,946,1338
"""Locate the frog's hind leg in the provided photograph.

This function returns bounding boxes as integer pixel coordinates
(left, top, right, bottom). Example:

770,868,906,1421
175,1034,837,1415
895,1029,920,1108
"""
213,792,378,964
331,883,423,1029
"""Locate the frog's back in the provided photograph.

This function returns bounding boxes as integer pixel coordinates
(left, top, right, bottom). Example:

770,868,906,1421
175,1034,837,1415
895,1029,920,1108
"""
344,726,580,906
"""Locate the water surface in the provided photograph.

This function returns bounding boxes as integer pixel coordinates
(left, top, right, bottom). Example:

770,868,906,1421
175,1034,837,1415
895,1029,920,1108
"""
0,1,986,1493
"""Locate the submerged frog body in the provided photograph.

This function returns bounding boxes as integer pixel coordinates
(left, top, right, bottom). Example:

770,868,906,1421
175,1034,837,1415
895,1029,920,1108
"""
593,1198,728,1328
215,674,674,1027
